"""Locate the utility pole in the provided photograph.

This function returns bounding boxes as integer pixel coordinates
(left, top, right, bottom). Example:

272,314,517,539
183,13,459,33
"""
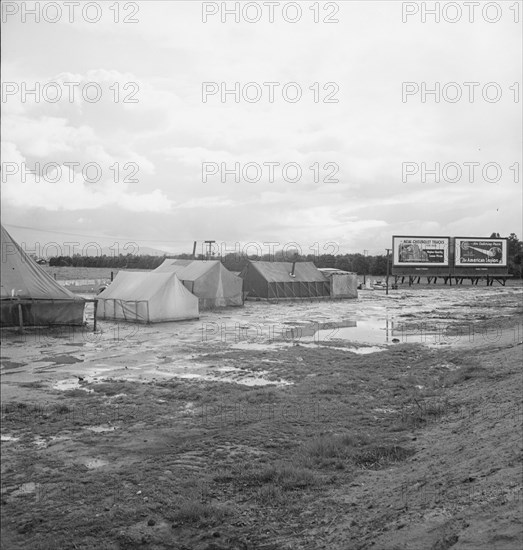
204,240,216,260
363,250,368,286
385,248,391,295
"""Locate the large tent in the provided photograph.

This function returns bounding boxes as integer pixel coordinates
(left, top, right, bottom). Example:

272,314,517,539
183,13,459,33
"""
96,271,198,323
240,261,331,300
154,260,243,309
1,225,86,326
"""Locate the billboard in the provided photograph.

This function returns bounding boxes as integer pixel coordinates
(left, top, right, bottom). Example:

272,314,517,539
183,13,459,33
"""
393,236,449,267
454,238,508,267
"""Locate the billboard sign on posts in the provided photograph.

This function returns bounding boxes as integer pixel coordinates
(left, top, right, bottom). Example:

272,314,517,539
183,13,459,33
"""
454,238,508,267
392,236,450,267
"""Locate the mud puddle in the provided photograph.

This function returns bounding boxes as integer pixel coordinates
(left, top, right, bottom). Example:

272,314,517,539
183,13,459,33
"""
45,357,292,388
83,458,108,469
1,435,20,442
86,426,116,433
148,362,292,386
53,379,95,393
2,287,521,400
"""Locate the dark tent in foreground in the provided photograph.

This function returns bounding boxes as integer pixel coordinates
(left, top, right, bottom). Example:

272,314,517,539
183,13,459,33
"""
154,260,243,309
1,225,85,326
240,260,331,300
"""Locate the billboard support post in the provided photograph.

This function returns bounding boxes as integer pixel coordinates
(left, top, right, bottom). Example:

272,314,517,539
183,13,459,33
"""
386,248,391,295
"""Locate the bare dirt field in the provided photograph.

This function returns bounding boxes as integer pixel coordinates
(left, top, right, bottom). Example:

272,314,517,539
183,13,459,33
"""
40,267,140,294
1,286,522,549
41,267,119,281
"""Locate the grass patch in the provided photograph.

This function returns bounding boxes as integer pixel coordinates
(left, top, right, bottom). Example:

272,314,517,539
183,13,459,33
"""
18,381,46,389
252,462,317,489
354,445,414,469
63,389,90,398
255,483,285,505
443,364,487,386
88,381,135,396
316,385,345,395
213,460,253,483
245,388,279,404
301,434,414,470
397,397,454,427
157,380,219,403
303,433,370,462
173,500,230,525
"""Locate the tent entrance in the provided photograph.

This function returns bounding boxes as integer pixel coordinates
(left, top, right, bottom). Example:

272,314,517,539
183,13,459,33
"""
98,299,152,324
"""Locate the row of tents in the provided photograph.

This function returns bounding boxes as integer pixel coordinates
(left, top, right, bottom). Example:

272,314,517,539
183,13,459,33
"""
1,225,357,326
97,260,358,322
95,260,242,323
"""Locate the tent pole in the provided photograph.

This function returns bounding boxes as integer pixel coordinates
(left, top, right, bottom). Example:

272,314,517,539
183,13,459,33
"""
18,302,24,333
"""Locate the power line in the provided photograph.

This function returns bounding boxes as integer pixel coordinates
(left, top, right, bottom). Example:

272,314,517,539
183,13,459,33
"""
3,224,392,252
2,224,192,244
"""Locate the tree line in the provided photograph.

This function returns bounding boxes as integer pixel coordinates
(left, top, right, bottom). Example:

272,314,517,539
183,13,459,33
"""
47,250,394,275
48,233,522,277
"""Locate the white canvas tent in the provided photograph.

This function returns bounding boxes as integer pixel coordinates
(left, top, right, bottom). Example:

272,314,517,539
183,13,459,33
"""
1,225,86,326
154,260,243,309
96,271,199,323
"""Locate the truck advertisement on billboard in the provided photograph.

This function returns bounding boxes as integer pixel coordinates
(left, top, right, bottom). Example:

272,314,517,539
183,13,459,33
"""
454,238,508,267
393,236,449,266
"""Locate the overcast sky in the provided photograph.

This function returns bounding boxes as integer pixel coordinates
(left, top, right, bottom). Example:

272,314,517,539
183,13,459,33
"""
1,1,521,256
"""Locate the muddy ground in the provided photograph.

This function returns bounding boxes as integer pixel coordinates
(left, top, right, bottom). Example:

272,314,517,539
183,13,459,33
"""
1,286,522,549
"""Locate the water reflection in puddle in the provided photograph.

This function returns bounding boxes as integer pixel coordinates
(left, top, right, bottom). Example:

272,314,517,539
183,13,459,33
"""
229,317,474,350
304,319,394,346
48,360,293,388
288,343,387,355
1,434,19,442
87,425,116,433
11,482,36,496
84,458,107,469
160,367,291,387
53,379,94,392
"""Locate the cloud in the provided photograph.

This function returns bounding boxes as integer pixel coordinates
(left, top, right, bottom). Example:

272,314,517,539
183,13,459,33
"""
1,3,521,250
1,142,172,213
